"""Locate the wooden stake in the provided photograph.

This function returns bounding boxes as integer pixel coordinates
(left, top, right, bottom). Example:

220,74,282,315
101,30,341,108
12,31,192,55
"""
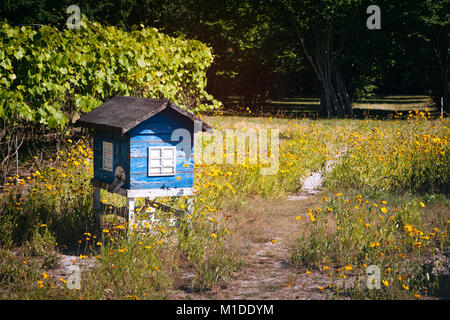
93,186,101,231
127,197,136,234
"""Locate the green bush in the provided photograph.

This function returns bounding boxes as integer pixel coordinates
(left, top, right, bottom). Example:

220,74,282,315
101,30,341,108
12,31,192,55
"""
0,17,221,132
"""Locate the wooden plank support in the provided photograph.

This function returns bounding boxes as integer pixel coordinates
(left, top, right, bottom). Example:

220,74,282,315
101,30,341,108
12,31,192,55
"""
144,198,189,217
91,178,127,197
100,203,128,219
90,178,195,232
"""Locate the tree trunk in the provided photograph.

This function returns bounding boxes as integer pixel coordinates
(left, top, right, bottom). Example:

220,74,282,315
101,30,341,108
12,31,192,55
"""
430,26,449,115
319,64,352,118
441,59,449,115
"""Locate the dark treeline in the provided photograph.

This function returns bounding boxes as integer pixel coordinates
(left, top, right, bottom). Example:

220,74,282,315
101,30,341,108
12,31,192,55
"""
1,0,448,115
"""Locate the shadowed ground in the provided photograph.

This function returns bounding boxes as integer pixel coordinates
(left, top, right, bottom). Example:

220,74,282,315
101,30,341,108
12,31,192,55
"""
221,95,436,118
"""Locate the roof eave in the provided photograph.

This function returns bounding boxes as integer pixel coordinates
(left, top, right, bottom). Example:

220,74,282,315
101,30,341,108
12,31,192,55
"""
167,102,213,133
75,120,125,135
75,97,213,134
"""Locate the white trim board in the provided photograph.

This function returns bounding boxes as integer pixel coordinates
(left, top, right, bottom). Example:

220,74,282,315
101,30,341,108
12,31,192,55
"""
126,187,194,198
91,178,194,198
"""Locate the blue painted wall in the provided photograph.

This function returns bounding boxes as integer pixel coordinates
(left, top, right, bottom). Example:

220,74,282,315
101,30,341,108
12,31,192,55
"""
93,130,130,188
128,108,194,189
93,108,195,190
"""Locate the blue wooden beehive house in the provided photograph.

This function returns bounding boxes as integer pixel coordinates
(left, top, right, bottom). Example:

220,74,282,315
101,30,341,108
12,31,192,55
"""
76,96,212,229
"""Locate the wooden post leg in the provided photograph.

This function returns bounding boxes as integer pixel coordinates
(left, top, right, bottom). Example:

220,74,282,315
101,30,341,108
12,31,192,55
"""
184,197,194,226
144,197,156,225
187,197,194,216
93,186,101,232
127,197,136,234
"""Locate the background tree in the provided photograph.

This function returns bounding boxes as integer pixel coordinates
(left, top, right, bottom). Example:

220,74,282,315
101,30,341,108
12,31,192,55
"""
0,0,447,113
281,0,362,117
419,0,449,113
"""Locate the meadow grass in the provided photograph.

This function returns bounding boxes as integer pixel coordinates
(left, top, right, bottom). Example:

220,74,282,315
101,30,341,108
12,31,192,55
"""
292,112,449,299
0,115,328,298
0,112,448,299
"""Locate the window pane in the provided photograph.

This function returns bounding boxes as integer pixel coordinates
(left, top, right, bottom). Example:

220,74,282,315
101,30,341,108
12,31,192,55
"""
150,149,161,159
162,158,174,167
150,159,161,167
150,167,161,174
162,148,174,158
102,141,113,172
162,167,174,174
103,142,113,153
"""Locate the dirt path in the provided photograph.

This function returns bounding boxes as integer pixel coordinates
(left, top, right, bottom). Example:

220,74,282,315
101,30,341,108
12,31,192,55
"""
170,151,348,300
49,151,346,299
169,196,335,299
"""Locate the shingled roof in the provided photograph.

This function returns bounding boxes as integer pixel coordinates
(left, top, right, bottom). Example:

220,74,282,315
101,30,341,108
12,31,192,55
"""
75,96,212,134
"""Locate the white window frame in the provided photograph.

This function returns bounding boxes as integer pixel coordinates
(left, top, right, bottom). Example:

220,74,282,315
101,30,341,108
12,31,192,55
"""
102,141,113,172
148,146,176,176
